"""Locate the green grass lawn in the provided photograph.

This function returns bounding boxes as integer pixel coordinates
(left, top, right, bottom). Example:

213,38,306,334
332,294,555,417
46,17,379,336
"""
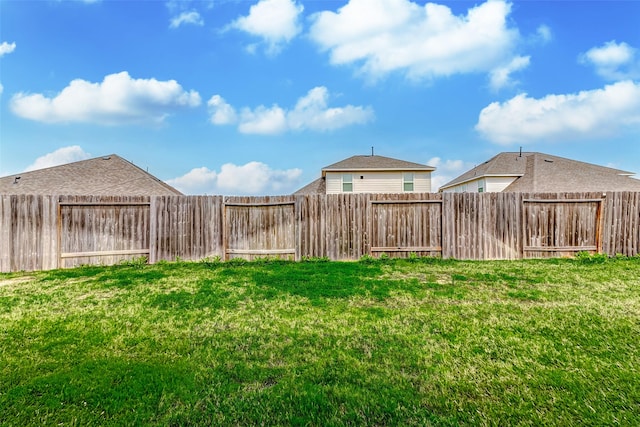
1,256,639,426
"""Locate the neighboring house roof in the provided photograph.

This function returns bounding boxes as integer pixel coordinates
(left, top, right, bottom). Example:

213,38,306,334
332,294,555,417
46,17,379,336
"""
0,154,183,196
293,177,326,195
439,152,530,190
322,155,435,175
439,152,640,192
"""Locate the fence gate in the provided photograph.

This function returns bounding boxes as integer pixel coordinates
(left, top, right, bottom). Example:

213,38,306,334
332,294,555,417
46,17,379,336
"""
522,197,603,258
370,199,443,258
58,200,151,268
223,199,296,260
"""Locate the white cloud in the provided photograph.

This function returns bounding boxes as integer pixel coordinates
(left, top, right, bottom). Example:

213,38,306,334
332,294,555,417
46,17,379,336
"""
584,41,634,67
166,166,218,194
239,105,288,134
230,0,304,55
428,157,474,191
10,71,201,125
489,55,530,91
476,80,640,145
24,146,92,172
167,161,303,195
287,86,373,131
207,95,237,125
0,83,3,96
0,41,16,57
166,0,212,13
580,41,640,80
535,25,552,44
217,162,301,193
309,0,524,86
208,86,374,134
170,10,204,28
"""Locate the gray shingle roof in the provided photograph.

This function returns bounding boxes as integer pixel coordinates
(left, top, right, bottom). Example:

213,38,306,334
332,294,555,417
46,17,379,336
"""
439,152,530,189
439,152,640,192
504,153,640,192
0,154,183,196
293,177,326,195
322,155,435,174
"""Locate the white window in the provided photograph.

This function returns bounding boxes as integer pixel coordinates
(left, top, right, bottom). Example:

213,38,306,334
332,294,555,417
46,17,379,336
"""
478,180,484,193
342,174,353,192
403,173,414,192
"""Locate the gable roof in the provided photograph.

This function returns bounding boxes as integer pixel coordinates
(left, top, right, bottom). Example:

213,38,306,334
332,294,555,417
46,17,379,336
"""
439,152,640,192
504,153,640,192
439,152,530,189
0,154,183,196
322,155,435,176
293,177,326,195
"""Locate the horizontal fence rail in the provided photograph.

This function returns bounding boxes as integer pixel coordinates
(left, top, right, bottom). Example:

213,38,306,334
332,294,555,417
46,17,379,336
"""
1,192,639,272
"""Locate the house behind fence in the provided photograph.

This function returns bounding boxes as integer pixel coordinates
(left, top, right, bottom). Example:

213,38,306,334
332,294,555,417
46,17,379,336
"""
1,192,639,272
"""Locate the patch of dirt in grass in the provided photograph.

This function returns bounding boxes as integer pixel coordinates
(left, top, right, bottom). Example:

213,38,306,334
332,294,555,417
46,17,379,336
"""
0,276,36,287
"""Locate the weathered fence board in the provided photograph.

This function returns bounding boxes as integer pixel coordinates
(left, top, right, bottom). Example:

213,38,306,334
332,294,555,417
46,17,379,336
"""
150,195,223,263
224,196,296,260
370,193,442,258
2,192,640,272
297,194,325,259
444,193,485,260
58,195,150,268
323,194,370,260
521,193,603,258
483,192,522,260
0,196,10,272
602,191,640,257
0,195,58,272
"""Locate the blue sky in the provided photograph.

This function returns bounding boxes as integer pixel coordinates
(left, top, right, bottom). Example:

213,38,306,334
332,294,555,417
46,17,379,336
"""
1,0,639,195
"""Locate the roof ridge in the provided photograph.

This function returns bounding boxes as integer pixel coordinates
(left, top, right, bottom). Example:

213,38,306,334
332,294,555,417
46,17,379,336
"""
0,153,120,179
0,153,182,195
322,154,435,171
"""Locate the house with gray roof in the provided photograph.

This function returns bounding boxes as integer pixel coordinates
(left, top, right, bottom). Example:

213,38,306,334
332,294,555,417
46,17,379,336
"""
0,154,183,196
295,154,436,194
439,152,640,193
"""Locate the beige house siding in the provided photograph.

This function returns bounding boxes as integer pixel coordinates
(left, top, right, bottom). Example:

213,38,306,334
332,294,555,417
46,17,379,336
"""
325,171,431,194
442,180,473,193
326,173,342,193
413,173,431,193
442,176,517,193
486,177,518,192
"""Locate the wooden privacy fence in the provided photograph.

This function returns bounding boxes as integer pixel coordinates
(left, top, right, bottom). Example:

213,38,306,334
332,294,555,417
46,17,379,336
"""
59,197,151,268
1,192,639,272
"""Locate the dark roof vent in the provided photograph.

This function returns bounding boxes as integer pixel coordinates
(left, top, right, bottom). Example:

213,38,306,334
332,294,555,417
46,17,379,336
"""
13,176,21,184
102,156,111,160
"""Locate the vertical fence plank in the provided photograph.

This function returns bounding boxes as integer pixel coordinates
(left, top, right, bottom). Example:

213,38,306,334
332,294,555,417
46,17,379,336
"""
41,195,58,270
0,196,11,272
